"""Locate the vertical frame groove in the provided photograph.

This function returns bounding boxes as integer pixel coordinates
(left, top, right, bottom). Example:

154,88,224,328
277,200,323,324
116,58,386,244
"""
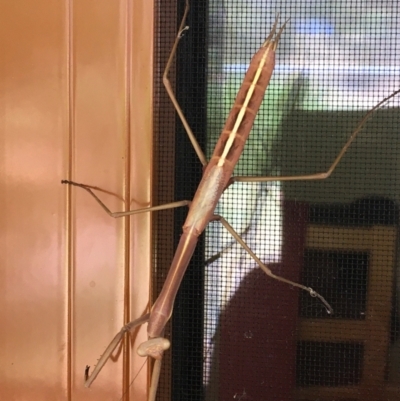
122,0,132,398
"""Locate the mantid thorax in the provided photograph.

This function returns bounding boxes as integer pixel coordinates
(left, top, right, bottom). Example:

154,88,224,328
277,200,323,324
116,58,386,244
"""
184,165,227,235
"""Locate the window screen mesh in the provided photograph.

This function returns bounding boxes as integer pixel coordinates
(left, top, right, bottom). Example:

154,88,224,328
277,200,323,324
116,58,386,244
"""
155,1,400,400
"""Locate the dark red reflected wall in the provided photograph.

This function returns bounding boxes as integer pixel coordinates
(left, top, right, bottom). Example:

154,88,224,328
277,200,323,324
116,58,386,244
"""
217,201,308,401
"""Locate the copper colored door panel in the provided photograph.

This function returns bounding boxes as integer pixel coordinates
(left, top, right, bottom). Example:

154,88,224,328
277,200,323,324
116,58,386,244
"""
0,1,154,400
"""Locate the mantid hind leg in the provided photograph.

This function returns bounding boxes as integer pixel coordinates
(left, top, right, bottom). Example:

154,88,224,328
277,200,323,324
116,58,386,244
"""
228,88,400,186
163,0,208,167
61,3,199,220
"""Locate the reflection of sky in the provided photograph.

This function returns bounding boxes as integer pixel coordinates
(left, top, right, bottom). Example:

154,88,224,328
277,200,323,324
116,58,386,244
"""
225,65,400,75
294,18,335,35
221,64,400,110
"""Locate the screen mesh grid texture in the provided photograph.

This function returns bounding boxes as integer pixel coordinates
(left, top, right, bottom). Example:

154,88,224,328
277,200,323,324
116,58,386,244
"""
154,1,400,400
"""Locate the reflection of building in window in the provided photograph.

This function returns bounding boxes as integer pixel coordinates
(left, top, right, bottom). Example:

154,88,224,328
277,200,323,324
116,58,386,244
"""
205,0,400,392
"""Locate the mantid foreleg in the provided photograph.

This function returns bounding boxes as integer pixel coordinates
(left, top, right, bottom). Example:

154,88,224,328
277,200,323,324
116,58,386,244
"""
85,313,151,387
59,179,190,389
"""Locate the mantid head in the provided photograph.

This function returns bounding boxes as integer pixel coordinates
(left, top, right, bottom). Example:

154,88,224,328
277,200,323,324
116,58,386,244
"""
137,337,171,360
